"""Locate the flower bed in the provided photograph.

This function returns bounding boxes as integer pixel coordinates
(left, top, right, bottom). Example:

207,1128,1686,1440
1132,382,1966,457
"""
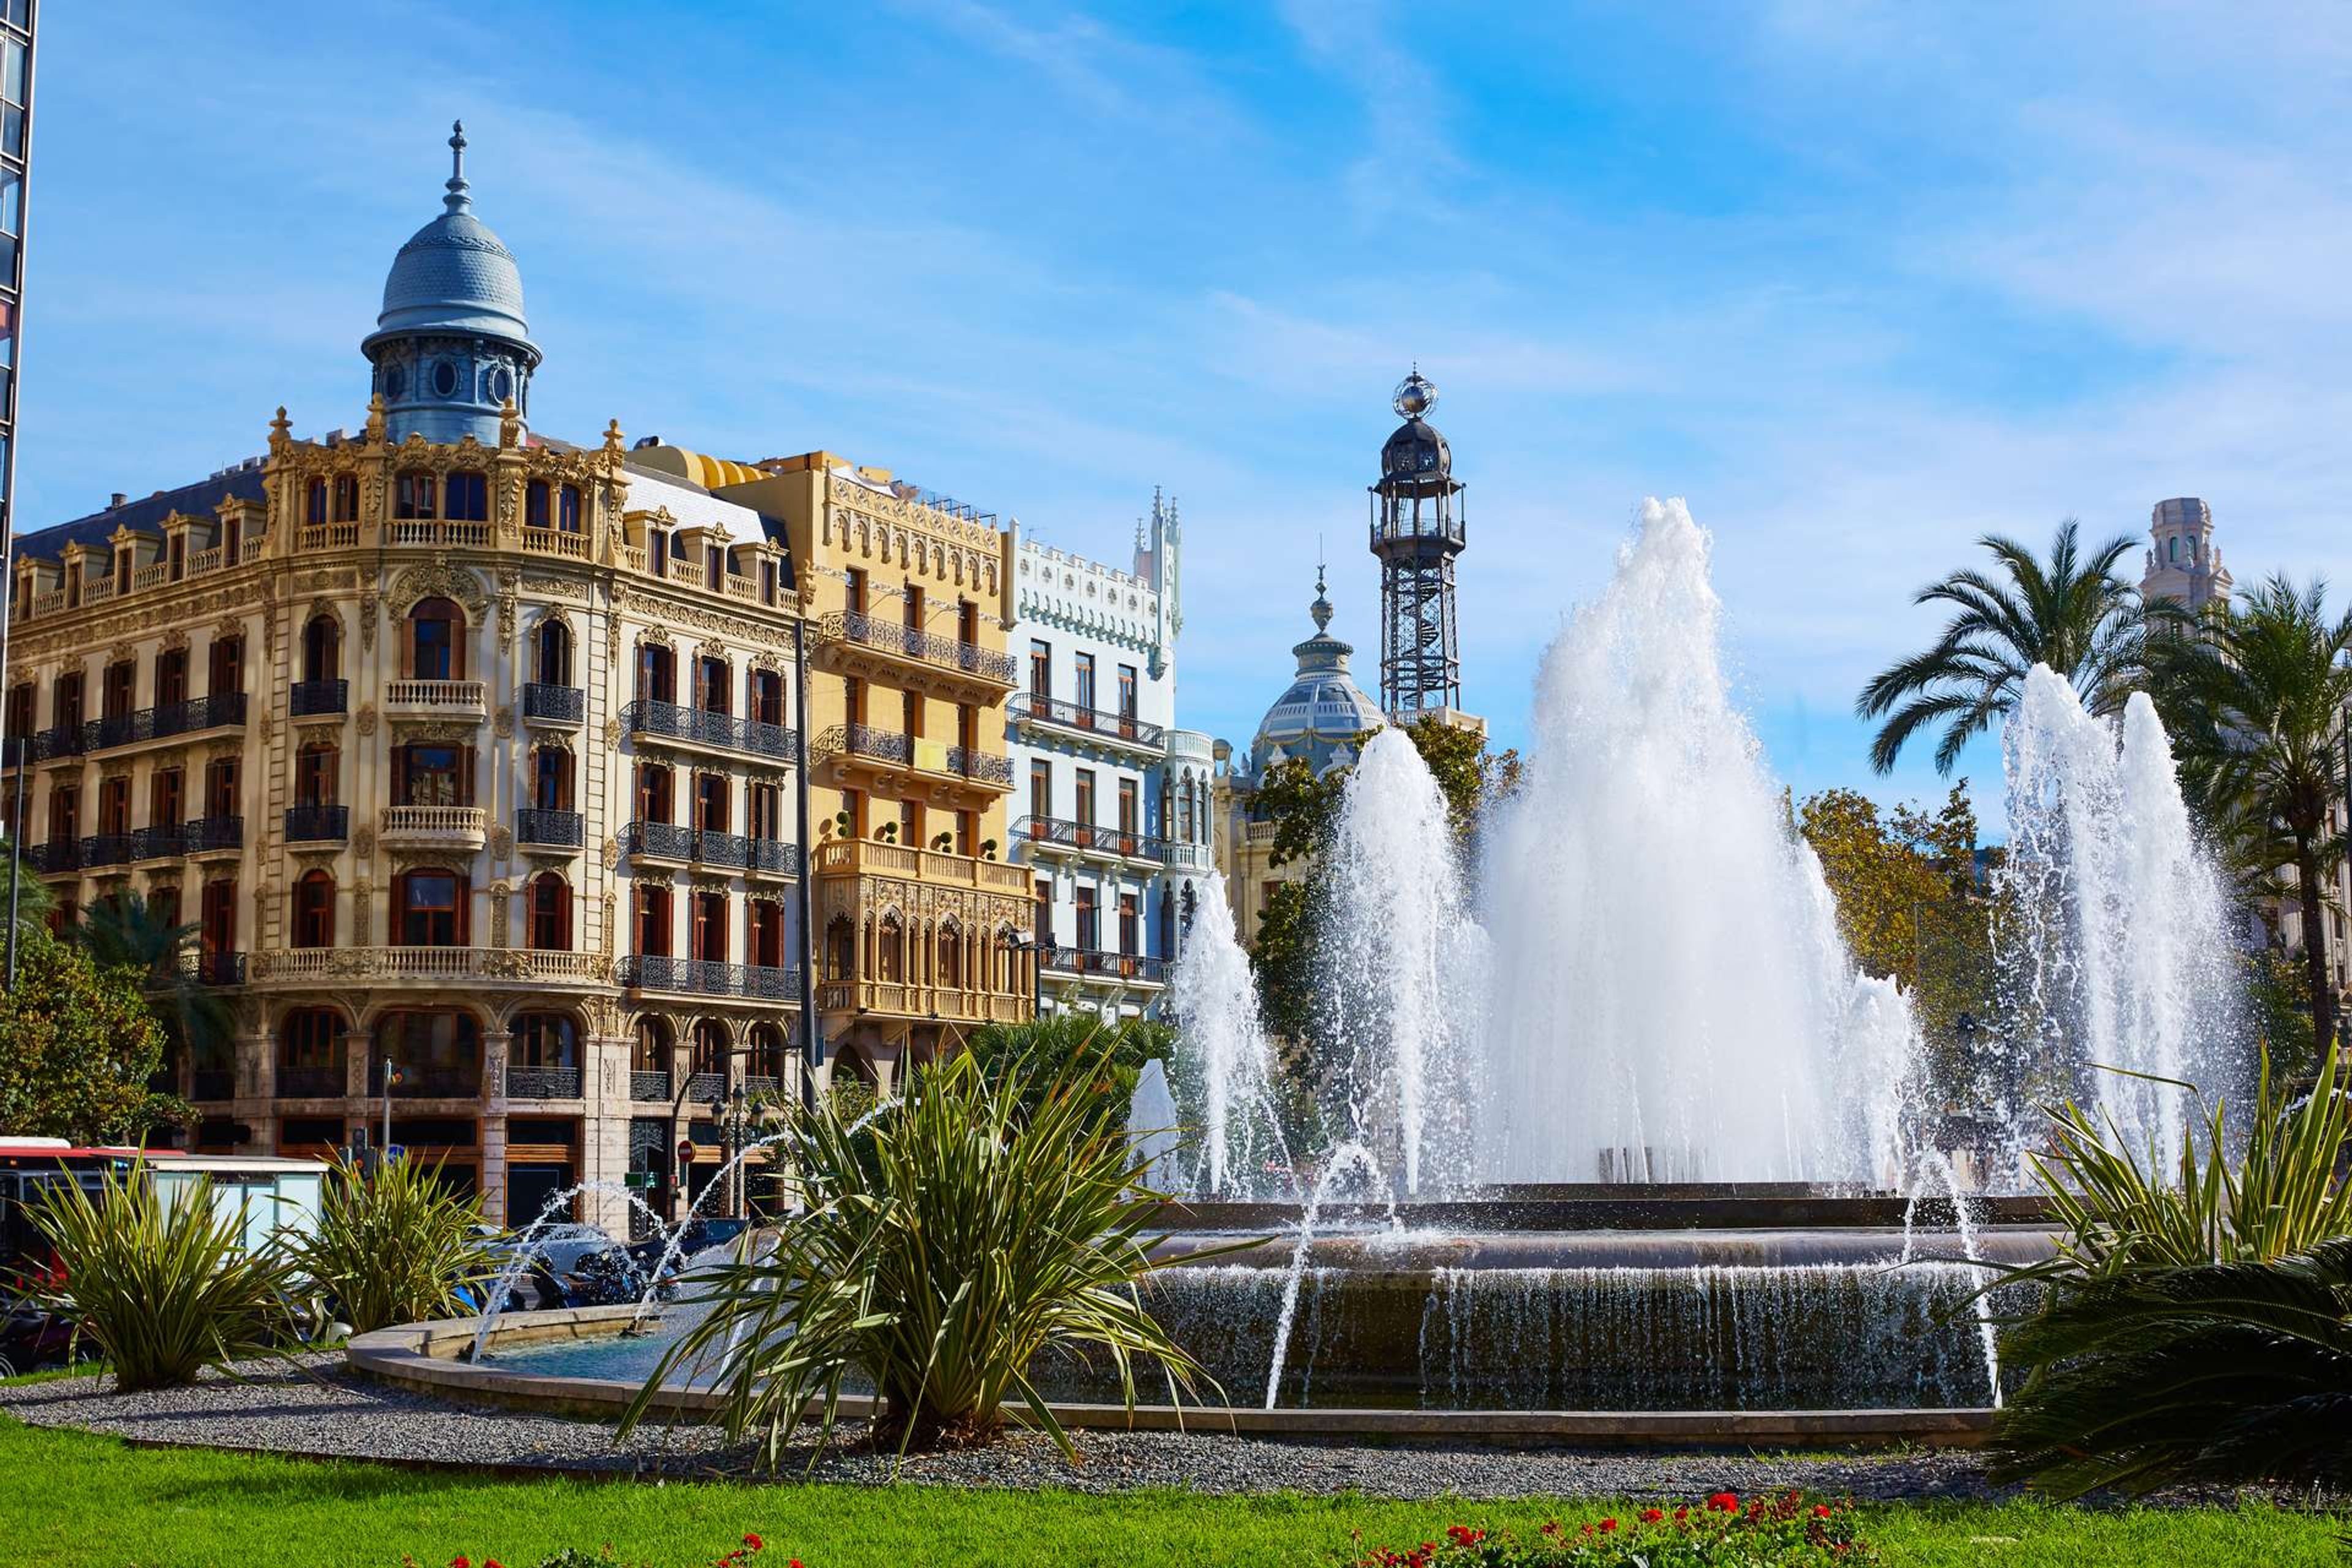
417,1534,794,1568
1352,1492,1872,1566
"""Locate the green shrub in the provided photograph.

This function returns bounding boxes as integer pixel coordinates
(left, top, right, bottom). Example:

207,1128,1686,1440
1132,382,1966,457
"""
26,1164,301,1391
288,1154,499,1333
1351,1493,1874,1566
965,1012,1172,1133
620,1046,1254,1468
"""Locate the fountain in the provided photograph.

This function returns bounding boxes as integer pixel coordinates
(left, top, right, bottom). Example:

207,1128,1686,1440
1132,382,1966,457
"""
366,496,2246,1440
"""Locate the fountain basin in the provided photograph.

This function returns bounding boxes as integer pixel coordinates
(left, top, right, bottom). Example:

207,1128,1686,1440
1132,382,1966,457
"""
345,1307,1997,1448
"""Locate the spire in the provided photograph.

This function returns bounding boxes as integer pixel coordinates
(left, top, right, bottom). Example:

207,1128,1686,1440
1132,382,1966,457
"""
444,120,472,214
1310,549,1333,634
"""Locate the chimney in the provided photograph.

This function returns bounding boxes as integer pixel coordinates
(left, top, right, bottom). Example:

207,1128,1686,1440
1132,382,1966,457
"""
108,492,127,508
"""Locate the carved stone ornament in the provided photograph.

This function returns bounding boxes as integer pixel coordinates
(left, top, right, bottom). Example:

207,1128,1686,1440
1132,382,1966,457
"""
493,706,516,739
352,823,376,858
490,824,514,861
390,720,478,744
498,587,518,653
601,891,617,956
489,881,511,947
603,717,622,747
388,562,489,618
355,703,380,737
160,628,190,654
359,592,379,653
601,835,620,870
352,879,373,945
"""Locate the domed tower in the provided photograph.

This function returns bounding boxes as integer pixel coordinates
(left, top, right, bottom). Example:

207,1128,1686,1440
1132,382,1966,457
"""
1368,368,1466,719
360,123,541,445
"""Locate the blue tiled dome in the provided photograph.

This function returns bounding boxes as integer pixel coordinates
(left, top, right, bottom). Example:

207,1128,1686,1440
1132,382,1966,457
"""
1248,574,1384,776
361,124,537,358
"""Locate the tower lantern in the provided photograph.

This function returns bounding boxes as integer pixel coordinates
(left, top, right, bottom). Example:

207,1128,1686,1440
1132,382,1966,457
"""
1369,368,1466,719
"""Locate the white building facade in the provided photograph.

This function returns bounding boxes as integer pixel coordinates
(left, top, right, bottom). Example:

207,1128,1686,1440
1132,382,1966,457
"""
1006,493,1211,1020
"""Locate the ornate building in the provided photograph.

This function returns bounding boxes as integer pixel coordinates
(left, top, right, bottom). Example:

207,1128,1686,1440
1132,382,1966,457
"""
1005,491,1213,1020
0,127,1034,1229
1212,567,1384,943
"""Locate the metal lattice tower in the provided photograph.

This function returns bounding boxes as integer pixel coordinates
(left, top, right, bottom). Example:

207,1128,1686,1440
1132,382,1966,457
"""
1368,369,1466,718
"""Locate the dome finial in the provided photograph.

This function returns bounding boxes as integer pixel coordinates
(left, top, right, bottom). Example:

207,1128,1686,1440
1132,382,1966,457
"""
1392,367,1436,421
445,120,472,214
1310,546,1333,634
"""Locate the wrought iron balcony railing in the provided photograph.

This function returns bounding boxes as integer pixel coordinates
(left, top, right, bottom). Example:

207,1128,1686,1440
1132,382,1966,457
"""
26,839,80,874
290,679,349,717
285,804,349,842
276,1064,345,1098
84,693,247,752
618,954,804,1001
621,698,797,762
1014,815,1170,863
1038,946,1170,984
29,723,85,762
507,1065,583,1099
80,832,135,869
516,808,584,848
629,1069,672,1102
830,608,1018,685
1010,693,1166,750
521,683,585,723
177,950,246,986
947,745,1013,785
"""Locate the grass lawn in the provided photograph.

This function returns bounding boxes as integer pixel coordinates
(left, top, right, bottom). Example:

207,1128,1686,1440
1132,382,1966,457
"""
0,1414,2327,1567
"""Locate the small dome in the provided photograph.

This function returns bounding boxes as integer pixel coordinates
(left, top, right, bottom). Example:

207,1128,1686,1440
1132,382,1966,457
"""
1248,570,1384,775
361,122,538,361
1380,417,1451,484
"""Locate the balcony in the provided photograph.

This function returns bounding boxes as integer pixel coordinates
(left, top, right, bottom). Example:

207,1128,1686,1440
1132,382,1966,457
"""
810,725,1014,804
622,822,799,876
521,683,584,725
1014,815,1167,867
276,1064,345,1099
516,808,584,850
629,1069,672,1102
520,526,591,561
379,804,488,852
506,1065,583,1100
247,946,612,984
617,954,804,1002
130,816,242,861
178,950,247,987
388,518,492,548
290,679,349,718
26,839,80,875
390,1066,481,1099
84,693,247,754
28,723,84,763
284,804,349,843
815,979,1027,1025
384,680,487,721
620,698,797,763
814,608,1019,700
80,832,134,869
811,836,1033,897
1010,693,1166,755
1039,946,1170,987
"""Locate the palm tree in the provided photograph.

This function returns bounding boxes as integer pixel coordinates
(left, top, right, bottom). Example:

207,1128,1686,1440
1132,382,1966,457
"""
72,892,236,1072
1857,519,2148,775
2154,575,2352,1051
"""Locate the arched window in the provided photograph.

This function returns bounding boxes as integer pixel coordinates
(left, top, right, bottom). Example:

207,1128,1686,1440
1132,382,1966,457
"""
305,478,328,526
278,1007,345,1088
532,745,573,812
408,596,464,680
824,914,854,980
445,470,488,523
878,913,905,984
633,1016,672,1073
303,614,340,685
295,741,339,808
511,1011,578,1069
527,872,571,951
634,884,672,956
938,920,962,990
333,475,360,522
292,870,336,949
379,1009,481,1095
749,1023,789,1083
393,868,467,946
394,470,437,520
534,619,571,687
1159,886,1175,960
524,480,550,530
557,484,582,533
691,1020,728,1077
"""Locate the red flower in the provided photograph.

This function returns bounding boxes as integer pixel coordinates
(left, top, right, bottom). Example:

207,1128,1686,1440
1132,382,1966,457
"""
1445,1526,1485,1547
1640,1508,1664,1523
1675,1507,1689,1522
450,1558,470,1568
1708,1492,1739,1513
744,1535,763,1552
1599,1518,1618,1533
485,1561,504,1568
1814,1504,1832,1518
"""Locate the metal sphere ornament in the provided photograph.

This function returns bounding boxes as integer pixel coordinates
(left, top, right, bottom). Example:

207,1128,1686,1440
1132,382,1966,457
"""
1392,368,1438,420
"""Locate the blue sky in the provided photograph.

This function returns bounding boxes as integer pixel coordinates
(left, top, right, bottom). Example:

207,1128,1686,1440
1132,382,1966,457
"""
20,2,2352,833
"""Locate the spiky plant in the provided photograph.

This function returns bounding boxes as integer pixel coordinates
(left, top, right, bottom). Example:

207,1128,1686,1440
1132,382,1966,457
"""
1991,1240,2352,1495
26,1164,301,1390
619,1046,1253,1469
285,1154,499,1333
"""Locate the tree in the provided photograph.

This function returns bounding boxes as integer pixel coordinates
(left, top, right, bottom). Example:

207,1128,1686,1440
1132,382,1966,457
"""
1798,783,1997,1098
72,891,235,1074
1857,519,2150,775
2152,574,2352,1051
0,925,183,1142
965,1012,1174,1133
0,839,53,937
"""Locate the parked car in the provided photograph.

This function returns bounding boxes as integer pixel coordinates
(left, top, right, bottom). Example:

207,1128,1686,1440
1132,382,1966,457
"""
0,1299,75,1379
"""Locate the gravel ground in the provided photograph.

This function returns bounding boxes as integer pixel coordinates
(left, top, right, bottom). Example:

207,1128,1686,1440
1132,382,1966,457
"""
0,1358,2018,1501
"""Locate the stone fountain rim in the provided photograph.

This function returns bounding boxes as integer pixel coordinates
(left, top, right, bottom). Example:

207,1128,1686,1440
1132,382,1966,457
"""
345,1308,1996,1449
